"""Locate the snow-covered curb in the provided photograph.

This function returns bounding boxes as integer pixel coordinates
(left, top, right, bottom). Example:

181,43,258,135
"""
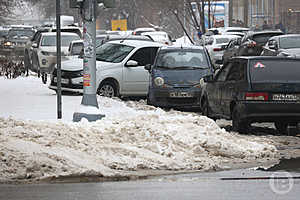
0,105,278,183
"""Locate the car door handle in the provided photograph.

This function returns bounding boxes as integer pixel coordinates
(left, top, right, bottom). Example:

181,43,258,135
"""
228,86,234,89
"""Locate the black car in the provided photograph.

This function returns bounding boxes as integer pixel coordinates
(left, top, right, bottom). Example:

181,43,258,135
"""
261,34,300,57
222,30,283,64
201,56,300,134
145,46,214,109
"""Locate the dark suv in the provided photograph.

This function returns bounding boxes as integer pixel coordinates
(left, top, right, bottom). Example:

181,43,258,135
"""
201,56,300,134
222,30,283,64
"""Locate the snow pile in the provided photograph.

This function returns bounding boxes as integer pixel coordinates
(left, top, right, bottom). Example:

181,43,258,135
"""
0,99,277,181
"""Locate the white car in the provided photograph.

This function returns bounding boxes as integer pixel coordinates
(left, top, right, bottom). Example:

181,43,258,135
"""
205,34,241,65
141,31,173,45
132,27,156,35
31,32,80,83
49,39,164,97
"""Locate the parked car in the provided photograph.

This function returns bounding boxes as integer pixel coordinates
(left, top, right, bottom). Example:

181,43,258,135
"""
145,46,214,109
0,27,35,57
24,26,82,74
222,30,283,64
31,32,80,83
49,39,164,97
141,31,174,45
200,56,300,134
205,34,240,65
261,34,300,57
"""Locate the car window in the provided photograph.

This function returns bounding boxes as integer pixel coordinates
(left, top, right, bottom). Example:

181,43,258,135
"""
216,62,232,81
96,43,134,63
216,38,230,44
71,43,83,55
253,33,282,44
250,59,300,82
279,36,300,49
129,47,158,66
226,61,246,81
41,35,80,47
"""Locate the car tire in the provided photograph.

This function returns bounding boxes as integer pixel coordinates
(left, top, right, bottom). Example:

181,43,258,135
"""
232,106,249,133
97,81,118,98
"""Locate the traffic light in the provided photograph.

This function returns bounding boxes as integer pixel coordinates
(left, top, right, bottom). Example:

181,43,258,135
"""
97,0,116,8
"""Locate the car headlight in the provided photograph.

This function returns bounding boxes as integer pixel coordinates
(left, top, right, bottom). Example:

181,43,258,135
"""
154,77,164,86
4,41,12,46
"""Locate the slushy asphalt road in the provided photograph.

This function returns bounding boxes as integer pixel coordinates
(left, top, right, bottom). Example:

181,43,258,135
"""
1,168,299,200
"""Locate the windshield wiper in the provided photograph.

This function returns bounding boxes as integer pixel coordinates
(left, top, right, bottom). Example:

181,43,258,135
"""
156,66,173,69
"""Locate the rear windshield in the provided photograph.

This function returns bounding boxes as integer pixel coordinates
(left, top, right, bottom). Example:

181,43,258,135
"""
216,38,230,44
250,59,300,82
41,35,80,46
253,33,282,44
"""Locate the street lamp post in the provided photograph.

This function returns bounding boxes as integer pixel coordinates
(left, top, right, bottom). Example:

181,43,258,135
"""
72,0,105,122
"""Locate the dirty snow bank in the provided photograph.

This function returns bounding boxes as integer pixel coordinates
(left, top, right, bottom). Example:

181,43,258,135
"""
0,99,277,182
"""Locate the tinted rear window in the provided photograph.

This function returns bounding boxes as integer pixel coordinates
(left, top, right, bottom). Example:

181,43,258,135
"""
279,36,300,49
253,33,282,44
250,59,300,82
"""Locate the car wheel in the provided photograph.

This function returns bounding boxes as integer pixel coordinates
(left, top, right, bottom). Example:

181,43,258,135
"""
232,106,249,133
97,81,118,98
41,73,47,84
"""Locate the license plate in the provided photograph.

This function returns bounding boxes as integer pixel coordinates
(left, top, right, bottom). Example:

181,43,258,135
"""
169,91,193,98
272,94,299,101
54,77,69,84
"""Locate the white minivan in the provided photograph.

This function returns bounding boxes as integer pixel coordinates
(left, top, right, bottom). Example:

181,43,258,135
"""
49,39,164,97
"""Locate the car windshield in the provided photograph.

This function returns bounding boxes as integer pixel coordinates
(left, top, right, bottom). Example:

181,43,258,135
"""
71,43,83,55
0,30,8,38
96,43,134,63
250,59,300,82
155,49,209,69
41,35,80,47
279,36,300,49
216,38,230,44
8,29,35,38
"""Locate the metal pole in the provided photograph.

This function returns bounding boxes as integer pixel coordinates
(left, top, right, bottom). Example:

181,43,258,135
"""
56,0,62,119
229,0,233,27
73,0,105,122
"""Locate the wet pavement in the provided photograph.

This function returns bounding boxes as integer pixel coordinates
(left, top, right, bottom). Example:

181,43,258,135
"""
0,166,299,200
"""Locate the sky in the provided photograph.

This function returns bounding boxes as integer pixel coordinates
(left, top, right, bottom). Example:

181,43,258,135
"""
0,75,278,182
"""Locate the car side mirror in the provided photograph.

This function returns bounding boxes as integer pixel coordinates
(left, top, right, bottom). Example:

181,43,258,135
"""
32,43,38,48
221,44,227,50
144,64,152,71
204,75,214,82
126,60,139,67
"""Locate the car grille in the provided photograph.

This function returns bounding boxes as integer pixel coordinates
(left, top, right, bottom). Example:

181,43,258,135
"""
156,97,199,105
52,69,82,78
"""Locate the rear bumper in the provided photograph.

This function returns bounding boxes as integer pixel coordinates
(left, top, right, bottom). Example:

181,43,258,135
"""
239,101,300,122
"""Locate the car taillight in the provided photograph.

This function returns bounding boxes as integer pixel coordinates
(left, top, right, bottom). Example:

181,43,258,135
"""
245,92,268,101
213,48,222,51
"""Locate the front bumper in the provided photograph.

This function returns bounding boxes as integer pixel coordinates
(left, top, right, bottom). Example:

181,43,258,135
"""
238,101,300,123
49,72,83,93
149,87,201,108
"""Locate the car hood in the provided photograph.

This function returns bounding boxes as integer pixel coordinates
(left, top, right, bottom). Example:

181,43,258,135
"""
58,58,119,71
280,48,300,57
153,68,211,86
59,58,83,71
